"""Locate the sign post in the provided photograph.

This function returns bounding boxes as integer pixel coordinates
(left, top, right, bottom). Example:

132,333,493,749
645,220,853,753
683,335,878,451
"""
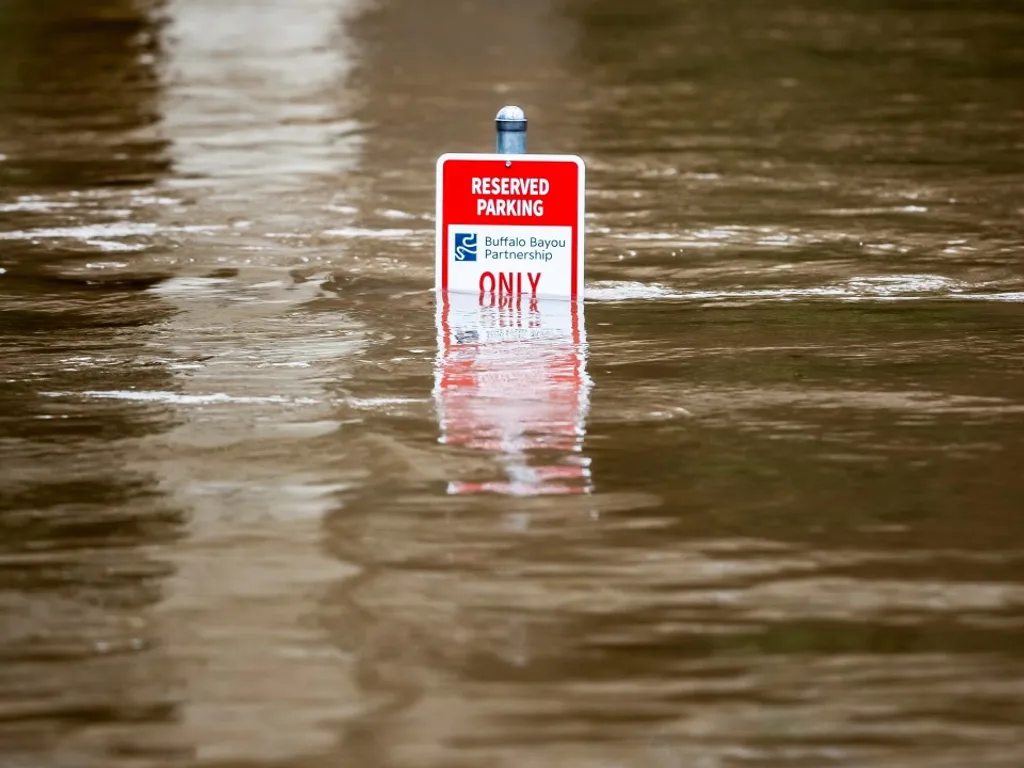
435,107,585,301
432,107,593,496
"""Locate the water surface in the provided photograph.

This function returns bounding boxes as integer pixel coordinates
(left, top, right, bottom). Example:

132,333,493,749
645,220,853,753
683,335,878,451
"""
2,1,1023,766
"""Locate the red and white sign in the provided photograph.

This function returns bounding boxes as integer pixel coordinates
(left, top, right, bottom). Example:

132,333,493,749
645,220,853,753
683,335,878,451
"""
435,153,585,300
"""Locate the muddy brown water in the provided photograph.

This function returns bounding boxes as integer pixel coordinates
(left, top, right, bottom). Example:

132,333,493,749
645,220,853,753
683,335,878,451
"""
2,1,1024,766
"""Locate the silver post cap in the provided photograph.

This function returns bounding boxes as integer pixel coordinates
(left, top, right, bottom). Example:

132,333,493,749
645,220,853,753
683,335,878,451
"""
495,105,527,132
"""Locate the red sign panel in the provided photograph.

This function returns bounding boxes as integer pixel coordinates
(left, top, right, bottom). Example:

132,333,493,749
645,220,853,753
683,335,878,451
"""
435,153,585,300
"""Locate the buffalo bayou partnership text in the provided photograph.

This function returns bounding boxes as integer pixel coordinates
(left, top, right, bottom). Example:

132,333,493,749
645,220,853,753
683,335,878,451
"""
472,176,550,217
484,235,565,262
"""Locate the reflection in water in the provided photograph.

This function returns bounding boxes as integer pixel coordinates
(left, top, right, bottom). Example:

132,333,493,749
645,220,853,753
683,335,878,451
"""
0,0,169,194
0,2,185,766
434,292,592,496
161,0,359,196
145,1,364,764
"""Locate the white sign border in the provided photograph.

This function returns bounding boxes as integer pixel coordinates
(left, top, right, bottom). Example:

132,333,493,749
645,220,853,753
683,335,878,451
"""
435,152,586,301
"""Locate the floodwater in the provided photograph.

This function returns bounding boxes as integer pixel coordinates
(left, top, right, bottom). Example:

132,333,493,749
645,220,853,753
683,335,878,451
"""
2,0,1023,765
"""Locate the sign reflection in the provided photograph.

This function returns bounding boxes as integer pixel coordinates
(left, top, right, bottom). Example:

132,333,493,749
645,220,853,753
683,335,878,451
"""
433,292,593,496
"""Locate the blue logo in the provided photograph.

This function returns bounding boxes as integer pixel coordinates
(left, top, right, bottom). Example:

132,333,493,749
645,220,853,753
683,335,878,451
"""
453,232,478,262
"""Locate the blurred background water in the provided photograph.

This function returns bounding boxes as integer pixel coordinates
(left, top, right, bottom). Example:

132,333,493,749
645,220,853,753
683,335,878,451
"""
1,1,1023,766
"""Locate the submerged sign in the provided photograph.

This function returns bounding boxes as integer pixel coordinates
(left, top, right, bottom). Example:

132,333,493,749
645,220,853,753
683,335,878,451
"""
436,153,585,300
434,291,593,496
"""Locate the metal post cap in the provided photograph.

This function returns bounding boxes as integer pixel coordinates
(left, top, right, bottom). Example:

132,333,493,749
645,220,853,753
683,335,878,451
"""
495,105,527,132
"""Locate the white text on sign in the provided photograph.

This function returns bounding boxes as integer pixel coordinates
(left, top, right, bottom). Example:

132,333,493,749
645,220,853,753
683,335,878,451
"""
472,176,550,217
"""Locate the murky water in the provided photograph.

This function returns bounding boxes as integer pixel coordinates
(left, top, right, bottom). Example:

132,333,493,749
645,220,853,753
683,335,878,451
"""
2,0,1024,765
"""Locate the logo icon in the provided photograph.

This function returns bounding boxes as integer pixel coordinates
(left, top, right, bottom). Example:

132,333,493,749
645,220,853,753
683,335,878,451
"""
453,232,478,262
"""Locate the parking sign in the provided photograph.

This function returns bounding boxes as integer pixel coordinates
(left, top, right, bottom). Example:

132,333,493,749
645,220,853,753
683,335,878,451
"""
436,153,585,300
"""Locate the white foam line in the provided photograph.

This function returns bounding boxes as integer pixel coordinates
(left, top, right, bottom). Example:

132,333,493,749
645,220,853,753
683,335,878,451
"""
816,205,929,215
321,226,425,239
347,396,428,408
84,240,150,252
0,223,227,240
586,279,1023,303
43,390,320,406
0,200,80,213
955,292,1024,302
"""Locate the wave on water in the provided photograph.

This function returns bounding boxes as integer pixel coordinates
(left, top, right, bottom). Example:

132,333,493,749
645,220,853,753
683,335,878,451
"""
41,390,321,406
586,276,1024,303
0,223,227,240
